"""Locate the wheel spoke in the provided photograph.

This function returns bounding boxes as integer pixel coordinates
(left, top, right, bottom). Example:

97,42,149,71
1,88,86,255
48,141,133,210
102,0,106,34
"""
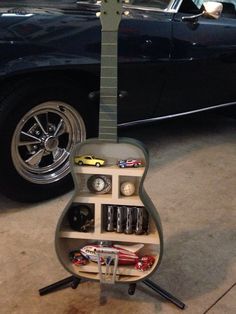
54,118,65,136
34,115,47,135
52,147,69,162
18,140,41,147
25,149,45,166
45,112,50,133
20,131,42,142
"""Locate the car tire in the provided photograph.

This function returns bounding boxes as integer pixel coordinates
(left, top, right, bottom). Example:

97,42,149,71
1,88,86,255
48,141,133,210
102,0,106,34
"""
0,75,97,202
95,162,101,167
78,161,83,166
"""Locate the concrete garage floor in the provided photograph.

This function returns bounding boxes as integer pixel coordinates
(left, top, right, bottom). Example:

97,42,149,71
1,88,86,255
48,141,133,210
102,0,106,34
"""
0,113,235,314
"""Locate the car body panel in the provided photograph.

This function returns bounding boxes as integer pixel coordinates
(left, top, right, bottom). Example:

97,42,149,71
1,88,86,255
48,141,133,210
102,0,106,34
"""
158,11,236,116
0,1,235,122
0,5,174,123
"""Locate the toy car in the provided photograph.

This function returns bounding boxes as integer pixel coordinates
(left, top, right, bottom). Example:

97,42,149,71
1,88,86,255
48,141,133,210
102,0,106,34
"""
135,256,155,271
118,159,143,168
69,251,88,266
74,155,105,167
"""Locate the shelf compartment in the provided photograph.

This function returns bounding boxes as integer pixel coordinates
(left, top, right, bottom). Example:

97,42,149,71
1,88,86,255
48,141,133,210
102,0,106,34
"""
119,176,140,198
76,173,112,196
74,165,144,177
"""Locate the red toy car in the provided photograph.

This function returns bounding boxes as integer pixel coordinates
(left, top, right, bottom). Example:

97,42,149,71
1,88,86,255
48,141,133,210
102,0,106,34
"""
70,251,88,266
118,159,143,168
135,256,155,271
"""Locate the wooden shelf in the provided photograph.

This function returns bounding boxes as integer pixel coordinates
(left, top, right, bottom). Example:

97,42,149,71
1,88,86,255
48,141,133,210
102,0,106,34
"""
74,193,143,206
117,195,143,206
74,192,113,203
74,165,144,177
60,228,159,244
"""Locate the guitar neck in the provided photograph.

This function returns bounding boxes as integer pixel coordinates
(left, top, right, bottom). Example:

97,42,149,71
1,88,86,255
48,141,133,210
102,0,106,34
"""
99,30,118,142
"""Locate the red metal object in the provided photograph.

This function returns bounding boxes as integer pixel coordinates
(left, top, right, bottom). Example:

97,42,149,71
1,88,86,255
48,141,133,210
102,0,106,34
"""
71,252,88,266
80,244,140,265
135,256,155,271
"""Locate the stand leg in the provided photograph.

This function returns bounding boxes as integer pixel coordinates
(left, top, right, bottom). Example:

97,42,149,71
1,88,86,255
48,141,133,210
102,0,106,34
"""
142,279,185,310
39,276,81,296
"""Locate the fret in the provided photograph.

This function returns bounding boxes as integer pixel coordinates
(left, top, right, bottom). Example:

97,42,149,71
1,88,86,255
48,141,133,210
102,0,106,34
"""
101,96,116,98
100,105,117,109
101,70,117,77
100,98,116,102
100,78,117,83
100,101,117,105
99,119,116,126
100,112,117,115
100,125,116,128
100,111,116,119
100,98,117,102
99,132,117,137
99,134,117,141
101,86,116,87
100,93,117,97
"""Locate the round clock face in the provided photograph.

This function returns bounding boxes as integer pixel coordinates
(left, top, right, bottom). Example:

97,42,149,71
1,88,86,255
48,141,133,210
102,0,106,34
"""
92,177,106,192
87,175,112,194
120,181,135,196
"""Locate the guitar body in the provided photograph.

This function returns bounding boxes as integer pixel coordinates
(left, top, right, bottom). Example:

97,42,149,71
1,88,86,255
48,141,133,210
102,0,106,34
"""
55,137,163,283
55,0,164,284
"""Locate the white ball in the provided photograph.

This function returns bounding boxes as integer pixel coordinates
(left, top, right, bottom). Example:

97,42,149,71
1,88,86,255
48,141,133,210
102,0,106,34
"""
120,181,135,196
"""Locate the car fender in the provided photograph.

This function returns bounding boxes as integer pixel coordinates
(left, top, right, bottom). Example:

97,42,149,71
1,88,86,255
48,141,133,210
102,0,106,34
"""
0,53,99,78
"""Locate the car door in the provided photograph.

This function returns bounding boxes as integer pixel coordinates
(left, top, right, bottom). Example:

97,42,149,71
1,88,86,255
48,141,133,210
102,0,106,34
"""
157,0,212,116
195,7,236,107
118,2,173,123
159,0,236,116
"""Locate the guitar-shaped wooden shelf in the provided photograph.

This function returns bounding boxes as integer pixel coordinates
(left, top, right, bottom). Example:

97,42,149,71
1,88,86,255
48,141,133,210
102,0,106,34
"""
55,0,163,284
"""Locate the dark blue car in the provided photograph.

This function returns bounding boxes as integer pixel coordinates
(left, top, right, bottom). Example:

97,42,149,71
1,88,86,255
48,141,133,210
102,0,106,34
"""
0,0,235,201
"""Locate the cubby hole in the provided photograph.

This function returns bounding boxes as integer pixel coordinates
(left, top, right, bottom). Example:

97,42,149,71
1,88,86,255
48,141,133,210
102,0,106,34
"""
64,202,95,233
60,238,160,279
101,204,149,235
76,173,112,196
118,176,140,198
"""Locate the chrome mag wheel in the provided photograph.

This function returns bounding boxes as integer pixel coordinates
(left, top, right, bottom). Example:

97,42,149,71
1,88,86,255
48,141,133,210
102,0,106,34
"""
11,101,86,185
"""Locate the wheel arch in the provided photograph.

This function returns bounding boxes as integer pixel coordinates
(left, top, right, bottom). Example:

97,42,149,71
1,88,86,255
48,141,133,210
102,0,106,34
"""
0,68,100,134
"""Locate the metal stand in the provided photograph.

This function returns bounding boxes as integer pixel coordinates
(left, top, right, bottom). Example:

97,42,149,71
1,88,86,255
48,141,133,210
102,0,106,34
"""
39,276,185,309
39,276,81,296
